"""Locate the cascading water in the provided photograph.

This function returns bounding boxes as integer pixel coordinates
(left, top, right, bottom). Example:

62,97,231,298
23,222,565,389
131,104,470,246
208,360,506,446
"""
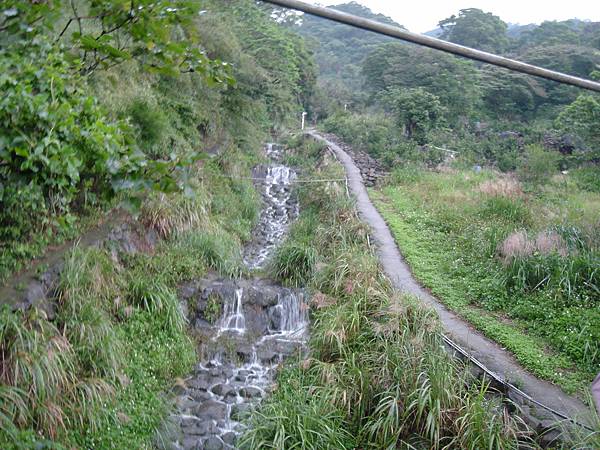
216,288,245,335
169,143,307,450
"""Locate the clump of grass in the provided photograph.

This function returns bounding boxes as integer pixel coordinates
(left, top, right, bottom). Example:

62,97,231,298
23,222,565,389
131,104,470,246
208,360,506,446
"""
141,187,210,239
479,178,523,198
176,229,244,278
128,278,186,333
499,228,598,299
126,97,168,154
480,196,530,225
239,366,356,449
270,242,317,287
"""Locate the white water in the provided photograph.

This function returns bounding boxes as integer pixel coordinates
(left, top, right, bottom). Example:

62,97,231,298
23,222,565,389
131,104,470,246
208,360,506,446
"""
216,288,246,335
243,144,298,270
171,143,307,449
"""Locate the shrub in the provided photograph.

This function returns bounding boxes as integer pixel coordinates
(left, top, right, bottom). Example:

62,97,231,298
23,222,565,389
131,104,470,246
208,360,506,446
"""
127,98,168,155
517,145,560,184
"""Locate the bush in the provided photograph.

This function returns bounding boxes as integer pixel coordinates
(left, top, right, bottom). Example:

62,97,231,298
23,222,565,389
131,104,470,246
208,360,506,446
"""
127,98,168,155
0,39,144,241
517,145,560,184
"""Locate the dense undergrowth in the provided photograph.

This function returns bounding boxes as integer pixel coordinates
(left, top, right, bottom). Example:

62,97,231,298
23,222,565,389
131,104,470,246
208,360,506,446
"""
0,0,315,283
0,136,263,448
0,0,315,447
240,136,556,449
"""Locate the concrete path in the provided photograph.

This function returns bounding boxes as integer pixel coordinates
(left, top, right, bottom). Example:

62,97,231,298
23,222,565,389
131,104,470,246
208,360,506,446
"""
308,130,592,426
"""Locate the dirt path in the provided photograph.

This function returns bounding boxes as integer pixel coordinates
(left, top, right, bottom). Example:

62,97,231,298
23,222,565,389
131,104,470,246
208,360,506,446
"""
308,130,592,428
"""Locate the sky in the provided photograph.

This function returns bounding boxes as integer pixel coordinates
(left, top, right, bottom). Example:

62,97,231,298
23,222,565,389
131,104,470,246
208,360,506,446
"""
304,1,600,33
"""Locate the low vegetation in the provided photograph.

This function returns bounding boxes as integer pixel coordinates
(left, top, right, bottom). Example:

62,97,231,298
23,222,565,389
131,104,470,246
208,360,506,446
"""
0,136,263,448
372,162,599,393
0,0,313,447
241,136,552,449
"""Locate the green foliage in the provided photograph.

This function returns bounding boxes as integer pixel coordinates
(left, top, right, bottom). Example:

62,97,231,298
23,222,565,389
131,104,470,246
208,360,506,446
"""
480,196,530,225
247,138,532,448
240,366,355,449
363,43,481,123
0,39,140,239
126,98,168,154
439,8,509,53
517,145,560,185
374,164,600,388
389,88,443,144
295,1,401,95
556,94,600,153
571,166,600,193
271,242,318,287
177,230,244,278
1,0,235,81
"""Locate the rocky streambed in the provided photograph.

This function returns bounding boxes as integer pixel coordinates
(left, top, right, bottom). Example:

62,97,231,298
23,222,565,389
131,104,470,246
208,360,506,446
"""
168,144,306,450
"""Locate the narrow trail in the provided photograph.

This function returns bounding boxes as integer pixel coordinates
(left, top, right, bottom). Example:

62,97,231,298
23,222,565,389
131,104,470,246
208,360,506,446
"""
308,130,591,428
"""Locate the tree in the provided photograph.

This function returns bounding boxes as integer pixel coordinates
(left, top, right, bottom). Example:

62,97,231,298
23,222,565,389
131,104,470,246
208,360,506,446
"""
556,94,600,153
480,66,545,120
439,8,508,53
362,43,481,124
1,0,234,81
388,88,444,143
517,20,581,48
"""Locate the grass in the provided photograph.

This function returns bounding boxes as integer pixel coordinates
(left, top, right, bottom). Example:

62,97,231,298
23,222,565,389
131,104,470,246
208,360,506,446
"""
0,129,262,448
240,135,548,449
371,164,600,394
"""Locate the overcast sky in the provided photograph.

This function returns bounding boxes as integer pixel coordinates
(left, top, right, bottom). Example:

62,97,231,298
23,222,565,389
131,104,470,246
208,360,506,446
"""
305,1,600,33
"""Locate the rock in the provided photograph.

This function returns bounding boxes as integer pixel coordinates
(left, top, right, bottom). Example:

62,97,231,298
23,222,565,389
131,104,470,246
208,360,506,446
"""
211,383,233,397
187,376,211,391
223,391,238,404
182,437,201,450
203,436,224,450
189,389,213,402
175,395,198,410
239,386,263,399
231,403,253,421
182,420,216,436
257,349,278,365
268,305,283,330
236,345,255,363
193,400,228,421
221,432,236,445
194,318,213,330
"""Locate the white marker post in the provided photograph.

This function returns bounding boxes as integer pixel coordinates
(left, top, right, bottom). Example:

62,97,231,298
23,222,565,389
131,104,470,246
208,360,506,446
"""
301,111,307,130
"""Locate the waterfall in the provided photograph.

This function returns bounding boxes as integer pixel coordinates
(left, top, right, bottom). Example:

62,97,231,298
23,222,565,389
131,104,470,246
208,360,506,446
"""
271,292,308,340
217,288,246,334
171,143,308,450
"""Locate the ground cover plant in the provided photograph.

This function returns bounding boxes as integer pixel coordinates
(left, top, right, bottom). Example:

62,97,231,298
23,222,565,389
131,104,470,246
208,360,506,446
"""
0,143,261,448
371,163,599,394
239,135,560,449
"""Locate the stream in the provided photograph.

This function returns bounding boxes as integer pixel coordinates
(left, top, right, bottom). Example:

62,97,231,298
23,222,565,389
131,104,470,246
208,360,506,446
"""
168,144,307,450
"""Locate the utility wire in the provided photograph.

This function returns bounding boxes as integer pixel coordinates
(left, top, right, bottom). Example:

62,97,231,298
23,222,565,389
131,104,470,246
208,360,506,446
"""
262,0,600,93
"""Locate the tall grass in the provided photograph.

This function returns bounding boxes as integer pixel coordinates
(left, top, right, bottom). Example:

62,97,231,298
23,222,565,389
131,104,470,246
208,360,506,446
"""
244,136,536,449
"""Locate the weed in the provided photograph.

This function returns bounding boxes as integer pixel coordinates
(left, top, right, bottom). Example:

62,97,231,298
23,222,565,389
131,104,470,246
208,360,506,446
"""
270,242,317,287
